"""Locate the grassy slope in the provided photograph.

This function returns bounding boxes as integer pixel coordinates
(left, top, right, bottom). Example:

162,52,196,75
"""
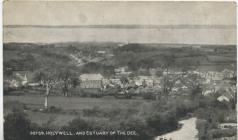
115,44,236,71
4,95,150,126
3,43,236,74
4,95,147,110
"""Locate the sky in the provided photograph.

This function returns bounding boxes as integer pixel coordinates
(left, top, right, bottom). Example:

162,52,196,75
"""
3,1,236,26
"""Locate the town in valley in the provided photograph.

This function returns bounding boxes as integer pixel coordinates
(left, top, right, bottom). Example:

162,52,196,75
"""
3,42,237,140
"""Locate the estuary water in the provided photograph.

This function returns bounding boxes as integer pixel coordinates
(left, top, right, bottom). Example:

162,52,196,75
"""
3,27,236,45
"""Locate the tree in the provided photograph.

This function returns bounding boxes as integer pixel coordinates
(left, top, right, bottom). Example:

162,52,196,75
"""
120,76,129,85
190,85,203,101
33,68,58,109
146,111,178,135
58,68,79,97
138,58,154,69
155,70,163,77
185,73,203,101
160,76,175,97
160,55,175,95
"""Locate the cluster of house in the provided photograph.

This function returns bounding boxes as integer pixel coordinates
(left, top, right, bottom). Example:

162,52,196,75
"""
79,73,161,90
4,64,236,102
161,69,236,101
198,69,236,102
70,50,114,67
4,71,28,88
79,67,236,99
199,69,235,82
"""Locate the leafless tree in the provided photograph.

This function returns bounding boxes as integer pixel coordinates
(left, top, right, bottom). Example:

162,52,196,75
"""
33,68,58,109
58,68,79,97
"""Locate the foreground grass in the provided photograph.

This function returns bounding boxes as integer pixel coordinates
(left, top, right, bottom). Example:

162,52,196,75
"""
8,94,226,140
4,95,153,127
4,95,149,110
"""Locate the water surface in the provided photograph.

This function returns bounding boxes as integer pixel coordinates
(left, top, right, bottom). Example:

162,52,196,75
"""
4,27,236,44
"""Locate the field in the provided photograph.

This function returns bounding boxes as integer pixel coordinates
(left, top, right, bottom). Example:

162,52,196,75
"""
4,95,151,126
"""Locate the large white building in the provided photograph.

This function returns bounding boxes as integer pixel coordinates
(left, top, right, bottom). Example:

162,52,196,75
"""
80,74,103,89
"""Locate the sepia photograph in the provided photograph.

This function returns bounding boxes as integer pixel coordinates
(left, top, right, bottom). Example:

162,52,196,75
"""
2,1,237,140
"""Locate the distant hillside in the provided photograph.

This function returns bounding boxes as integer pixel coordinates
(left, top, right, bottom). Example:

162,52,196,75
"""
114,43,236,71
3,42,236,79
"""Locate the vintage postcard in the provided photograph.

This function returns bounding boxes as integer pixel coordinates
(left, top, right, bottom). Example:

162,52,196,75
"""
3,1,237,140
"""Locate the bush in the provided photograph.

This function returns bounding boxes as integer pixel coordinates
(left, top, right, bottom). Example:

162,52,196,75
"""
196,119,211,140
211,128,237,138
4,101,26,111
78,92,88,97
82,106,104,117
62,116,93,131
3,89,26,96
142,92,155,100
3,88,14,95
120,116,151,140
175,100,196,118
114,93,132,99
195,107,226,124
43,106,63,113
89,93,103,98
146,111,178,135
82,106,126,118
4,110,32,140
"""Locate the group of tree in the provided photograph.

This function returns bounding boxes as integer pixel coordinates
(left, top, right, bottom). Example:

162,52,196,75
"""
33,66,79,109
80,62,115,76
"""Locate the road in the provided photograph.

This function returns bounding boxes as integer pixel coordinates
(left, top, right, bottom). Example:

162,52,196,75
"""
155,117,198,140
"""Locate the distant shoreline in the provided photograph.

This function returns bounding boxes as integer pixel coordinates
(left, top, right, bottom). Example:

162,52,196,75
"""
4,24,236,29
3,42,236,47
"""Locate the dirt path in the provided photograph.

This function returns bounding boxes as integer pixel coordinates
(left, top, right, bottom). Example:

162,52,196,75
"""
155,117,198,140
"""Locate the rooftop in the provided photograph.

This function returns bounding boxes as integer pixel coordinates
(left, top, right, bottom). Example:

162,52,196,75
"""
80,74,103,81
